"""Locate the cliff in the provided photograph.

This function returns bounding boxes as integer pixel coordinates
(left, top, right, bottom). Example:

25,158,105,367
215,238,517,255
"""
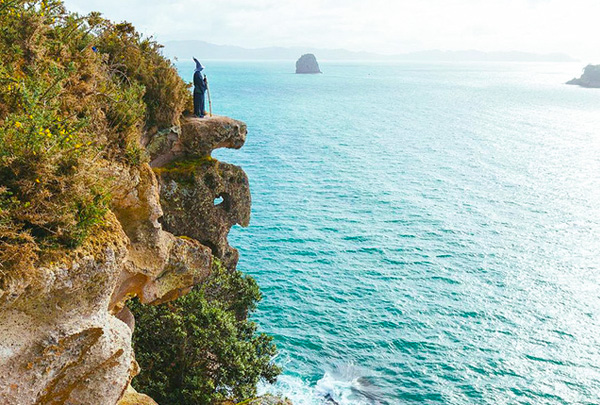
295,54,322,74
0,115,250,403
566,64,600,88
0,2,288,402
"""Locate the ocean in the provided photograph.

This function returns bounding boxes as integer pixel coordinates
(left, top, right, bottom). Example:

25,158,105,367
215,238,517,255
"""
175,60,600,404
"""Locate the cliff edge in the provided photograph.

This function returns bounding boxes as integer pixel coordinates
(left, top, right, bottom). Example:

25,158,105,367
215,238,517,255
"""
0,3,286,403
0,116,249,404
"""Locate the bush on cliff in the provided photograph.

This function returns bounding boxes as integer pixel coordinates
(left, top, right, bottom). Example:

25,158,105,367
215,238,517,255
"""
92,19,192,129
0,0,191,288
129,259,281,405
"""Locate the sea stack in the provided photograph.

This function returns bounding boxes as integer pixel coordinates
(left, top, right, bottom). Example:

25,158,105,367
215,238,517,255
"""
566,64,600,88
296,53,322,74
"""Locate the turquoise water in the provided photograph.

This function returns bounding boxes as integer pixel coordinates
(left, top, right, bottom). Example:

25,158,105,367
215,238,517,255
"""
176,60,600,404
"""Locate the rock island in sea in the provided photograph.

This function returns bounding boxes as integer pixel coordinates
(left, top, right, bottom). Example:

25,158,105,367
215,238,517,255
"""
296,53,322,74
567,64,600,88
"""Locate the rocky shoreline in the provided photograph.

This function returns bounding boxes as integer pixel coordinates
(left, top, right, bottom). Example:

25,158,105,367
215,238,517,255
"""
566,64,600,88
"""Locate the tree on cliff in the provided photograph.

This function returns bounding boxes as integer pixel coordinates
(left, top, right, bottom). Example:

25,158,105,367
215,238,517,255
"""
129,259,281,404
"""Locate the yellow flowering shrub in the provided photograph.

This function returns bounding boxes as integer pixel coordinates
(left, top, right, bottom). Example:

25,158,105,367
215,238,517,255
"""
0,0,191,289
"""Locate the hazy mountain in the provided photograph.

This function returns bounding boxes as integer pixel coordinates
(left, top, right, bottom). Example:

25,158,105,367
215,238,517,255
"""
399,49,577,62
163,41,378,61
163,41,577,62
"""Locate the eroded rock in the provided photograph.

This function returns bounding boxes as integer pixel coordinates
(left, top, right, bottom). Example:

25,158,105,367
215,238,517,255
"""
157,158,251,269
0,216,135,405
0,115,252,404
117,385,158,405
107,162,212,310
147,116,247,167
151,116,251,269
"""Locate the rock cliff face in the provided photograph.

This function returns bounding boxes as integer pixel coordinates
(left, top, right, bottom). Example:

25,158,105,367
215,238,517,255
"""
567,64,600,88
0,116,250,404
147,116,249,270
296,53,322,74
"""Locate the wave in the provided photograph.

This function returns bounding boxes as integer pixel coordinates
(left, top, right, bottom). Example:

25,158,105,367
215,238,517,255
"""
259,364,388,405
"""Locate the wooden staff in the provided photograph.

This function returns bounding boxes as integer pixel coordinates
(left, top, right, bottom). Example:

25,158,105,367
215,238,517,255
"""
205,74,213,117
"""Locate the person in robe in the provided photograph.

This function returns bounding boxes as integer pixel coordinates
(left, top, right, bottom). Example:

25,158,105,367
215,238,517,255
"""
193,57,207,118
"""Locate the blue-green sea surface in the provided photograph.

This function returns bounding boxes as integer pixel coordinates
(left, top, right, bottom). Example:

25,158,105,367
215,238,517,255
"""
176,60,600,404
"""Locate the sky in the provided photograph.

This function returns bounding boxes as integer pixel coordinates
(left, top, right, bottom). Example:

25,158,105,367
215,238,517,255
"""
63,0,600,62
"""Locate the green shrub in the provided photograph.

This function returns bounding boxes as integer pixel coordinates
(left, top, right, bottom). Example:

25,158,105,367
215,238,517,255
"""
129,259,281,405
93,20,192,128
0,0,190,285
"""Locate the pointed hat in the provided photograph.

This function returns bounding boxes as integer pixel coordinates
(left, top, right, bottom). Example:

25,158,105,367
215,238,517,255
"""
193,57,204,72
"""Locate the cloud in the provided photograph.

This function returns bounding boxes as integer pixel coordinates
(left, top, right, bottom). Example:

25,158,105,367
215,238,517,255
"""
63,0,600,60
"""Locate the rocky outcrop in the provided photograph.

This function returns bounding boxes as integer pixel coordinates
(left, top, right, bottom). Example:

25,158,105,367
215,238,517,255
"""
147,116,250,269
144,116,247,167
296,53,322,74
0,215,136,405
108,163,212,309
157,158,250,269
240,395,293,405
117,385,158,405
567,64,600,88
0,116,251,404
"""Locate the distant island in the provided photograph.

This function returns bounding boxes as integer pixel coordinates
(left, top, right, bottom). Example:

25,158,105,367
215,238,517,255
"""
567,64,600,88
163,40,577,62
296,54,321,74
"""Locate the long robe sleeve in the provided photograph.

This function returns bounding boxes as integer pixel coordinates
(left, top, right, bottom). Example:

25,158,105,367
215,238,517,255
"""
193,71,207,93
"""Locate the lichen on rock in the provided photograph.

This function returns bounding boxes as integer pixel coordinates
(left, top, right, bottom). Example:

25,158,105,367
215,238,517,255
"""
150,116,251,270
146,115,247,167
0,214,135,405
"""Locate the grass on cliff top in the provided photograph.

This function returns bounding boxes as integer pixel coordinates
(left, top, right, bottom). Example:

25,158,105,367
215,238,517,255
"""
0,0,192,291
